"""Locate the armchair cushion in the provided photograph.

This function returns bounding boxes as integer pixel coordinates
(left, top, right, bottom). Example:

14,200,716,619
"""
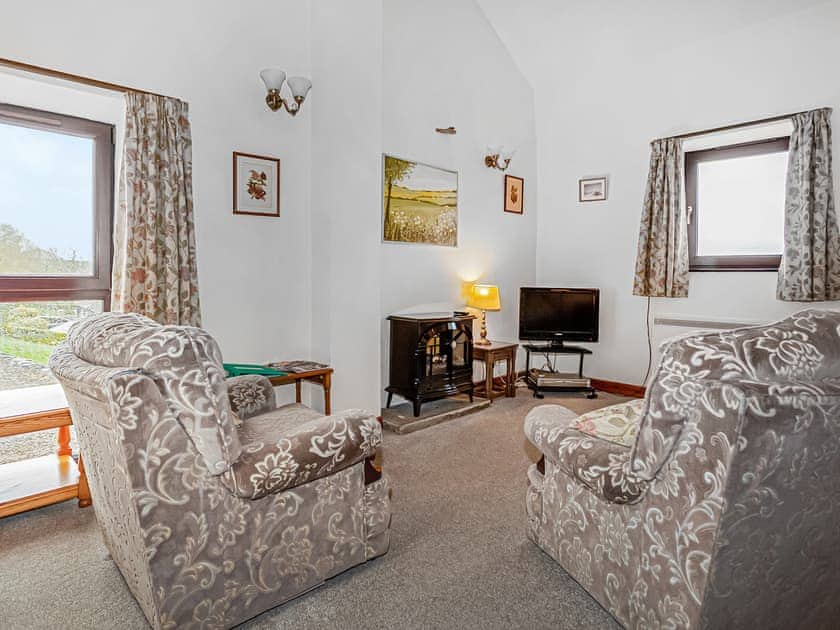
227,374,277,419
526,403,646,504
222,405,382,499
574,398,644,447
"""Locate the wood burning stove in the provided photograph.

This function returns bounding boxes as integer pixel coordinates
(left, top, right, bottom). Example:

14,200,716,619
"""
385,313,475,417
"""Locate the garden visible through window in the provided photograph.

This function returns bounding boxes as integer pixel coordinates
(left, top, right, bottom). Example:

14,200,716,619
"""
0,104,113,426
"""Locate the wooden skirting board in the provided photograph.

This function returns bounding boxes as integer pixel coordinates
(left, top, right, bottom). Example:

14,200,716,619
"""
590,378,646,399
473,373,646,399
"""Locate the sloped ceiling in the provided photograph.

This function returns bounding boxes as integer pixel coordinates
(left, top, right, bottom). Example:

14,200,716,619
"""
476,0,833,89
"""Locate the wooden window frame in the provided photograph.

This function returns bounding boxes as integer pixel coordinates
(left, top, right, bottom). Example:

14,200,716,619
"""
685,136,789,272
0,103,114,304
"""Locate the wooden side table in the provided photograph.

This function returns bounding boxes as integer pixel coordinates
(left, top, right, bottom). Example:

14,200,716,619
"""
268,367,333,415
0,408,91,518
473,341,518,400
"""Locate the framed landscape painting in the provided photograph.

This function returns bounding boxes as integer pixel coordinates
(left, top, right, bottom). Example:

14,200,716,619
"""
579,176,607,202
383,154,457,246
233,151,280,217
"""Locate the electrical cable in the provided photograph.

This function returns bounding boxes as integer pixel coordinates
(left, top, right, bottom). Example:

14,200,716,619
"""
642,296,653,386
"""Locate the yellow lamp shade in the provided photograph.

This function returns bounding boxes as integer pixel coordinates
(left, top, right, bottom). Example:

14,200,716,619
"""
468,284,501,310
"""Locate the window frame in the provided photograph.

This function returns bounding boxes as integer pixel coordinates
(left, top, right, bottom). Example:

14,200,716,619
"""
0,103,114,304
685,136,789,272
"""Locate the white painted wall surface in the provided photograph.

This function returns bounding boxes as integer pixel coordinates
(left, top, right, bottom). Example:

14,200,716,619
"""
482,0,840,384
310,1,384,412
0,1,313,407
380,0,538,404
9,0,835,406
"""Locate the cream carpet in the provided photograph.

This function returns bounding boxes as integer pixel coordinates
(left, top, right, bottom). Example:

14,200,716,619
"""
0,392,625,629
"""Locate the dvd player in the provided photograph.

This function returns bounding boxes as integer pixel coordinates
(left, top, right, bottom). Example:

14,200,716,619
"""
528,368,591,388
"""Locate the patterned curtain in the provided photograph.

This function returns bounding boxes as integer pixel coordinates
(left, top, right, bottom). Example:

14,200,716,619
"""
112,92,201,325
632,137,689,297
777,108,840,301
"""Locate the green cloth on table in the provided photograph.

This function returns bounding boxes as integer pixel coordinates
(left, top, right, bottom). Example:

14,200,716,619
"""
223,363,287,377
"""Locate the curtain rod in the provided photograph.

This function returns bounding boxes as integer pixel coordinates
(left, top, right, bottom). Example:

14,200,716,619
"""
0,56,171,100
663,109,816,142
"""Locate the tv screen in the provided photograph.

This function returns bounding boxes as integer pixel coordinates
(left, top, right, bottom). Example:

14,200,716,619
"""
519,288,600,343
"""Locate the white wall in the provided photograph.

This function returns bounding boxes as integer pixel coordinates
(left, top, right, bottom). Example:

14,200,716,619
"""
0,1,313,406
21,1,818,405
530,1,840,384
310,1,384,412
2,0,537,413
380,0,538,404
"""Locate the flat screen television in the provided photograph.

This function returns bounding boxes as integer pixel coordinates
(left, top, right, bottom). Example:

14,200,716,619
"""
519,287,600,343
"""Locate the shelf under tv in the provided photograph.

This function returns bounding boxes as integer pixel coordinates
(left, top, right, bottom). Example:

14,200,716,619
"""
522,343,597,399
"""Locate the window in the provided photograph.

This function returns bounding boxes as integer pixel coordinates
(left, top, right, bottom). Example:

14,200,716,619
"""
0,104,113,414
685,137,789,271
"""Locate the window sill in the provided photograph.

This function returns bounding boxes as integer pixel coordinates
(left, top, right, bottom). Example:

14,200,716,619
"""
689,266,780,273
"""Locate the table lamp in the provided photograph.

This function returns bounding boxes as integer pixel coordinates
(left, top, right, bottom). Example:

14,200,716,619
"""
468,284,501,346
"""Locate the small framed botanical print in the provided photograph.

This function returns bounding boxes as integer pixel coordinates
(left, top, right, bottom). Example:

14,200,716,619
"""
233,151,280,216
579,176,607,202
504,174,524,214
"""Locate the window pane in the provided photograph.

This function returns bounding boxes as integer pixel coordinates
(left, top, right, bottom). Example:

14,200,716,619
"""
0,121,94,275
696,151,787,256
0,300,103,418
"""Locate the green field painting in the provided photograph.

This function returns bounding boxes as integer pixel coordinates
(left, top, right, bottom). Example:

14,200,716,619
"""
383,155,457,246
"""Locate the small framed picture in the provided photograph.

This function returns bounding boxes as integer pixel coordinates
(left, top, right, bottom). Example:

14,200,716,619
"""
504,174,524,214
233,151,280,216
579,176,607,202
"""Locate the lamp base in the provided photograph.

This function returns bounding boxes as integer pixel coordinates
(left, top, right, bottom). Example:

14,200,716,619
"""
474,309,491,346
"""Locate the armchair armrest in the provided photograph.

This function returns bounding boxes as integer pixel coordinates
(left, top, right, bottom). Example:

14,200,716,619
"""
226,374,277,420
524,404,646,505
524,404,579,462
222,408,382,499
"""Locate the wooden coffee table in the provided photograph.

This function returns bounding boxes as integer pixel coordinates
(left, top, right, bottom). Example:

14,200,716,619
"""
268,367,333,415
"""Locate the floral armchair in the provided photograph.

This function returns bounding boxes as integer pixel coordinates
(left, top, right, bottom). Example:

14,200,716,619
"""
525,309,840,629
49,313,390,629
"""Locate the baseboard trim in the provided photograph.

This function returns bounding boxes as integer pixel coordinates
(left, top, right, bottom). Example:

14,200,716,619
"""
473,373,646,399
590,378,646,399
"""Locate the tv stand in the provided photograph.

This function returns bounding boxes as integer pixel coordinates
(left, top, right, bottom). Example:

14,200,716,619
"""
540,341,568,351
523,343,597,399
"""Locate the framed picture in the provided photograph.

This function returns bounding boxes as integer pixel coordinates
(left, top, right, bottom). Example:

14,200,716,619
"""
233,151,280,216
579,176,607,202
504,174,524,214
382,154,458,246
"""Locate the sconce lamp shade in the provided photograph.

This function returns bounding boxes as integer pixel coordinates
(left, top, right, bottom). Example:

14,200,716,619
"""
468,284,501,311
287,76,312,99
260,68,287,91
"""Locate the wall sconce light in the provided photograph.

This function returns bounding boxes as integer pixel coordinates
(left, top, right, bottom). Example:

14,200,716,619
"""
260,68,312,116
484,145,515,171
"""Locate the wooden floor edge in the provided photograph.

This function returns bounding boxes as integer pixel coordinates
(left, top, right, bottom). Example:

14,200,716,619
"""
590,378,646,398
